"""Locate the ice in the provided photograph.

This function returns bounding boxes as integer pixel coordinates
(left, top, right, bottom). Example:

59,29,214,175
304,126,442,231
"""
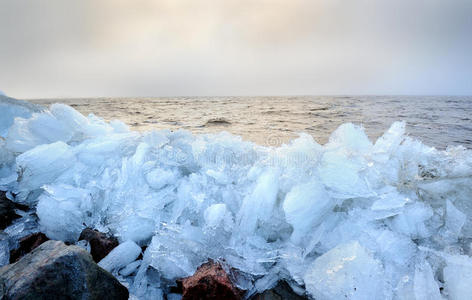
76,239,91,253
16,142,76,203
304,241,389,300
3,214,40,248
166,294,182,300
117,216,155,245
120,260,142,276
0,96,44,187
374,229,417,269
1,101,472,299
98,240,142,272
145,168,178,190
414,261,441,300
237,170,279,236
442,200,466,241
326,123,373,153
5,103,128,154
372,121,405,156
143,226,206,282
0,95,43,138
36,184,91,242
443,254,472,300
389,202,434,239
371,188,409,212
283,181,332,246
204,203,233,230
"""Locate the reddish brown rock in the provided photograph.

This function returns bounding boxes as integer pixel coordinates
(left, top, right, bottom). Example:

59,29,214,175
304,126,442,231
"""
9,232,49,263
79,228,119,262
181,260,243,300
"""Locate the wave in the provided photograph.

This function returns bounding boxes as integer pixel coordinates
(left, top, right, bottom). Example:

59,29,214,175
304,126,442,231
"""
1,97,472,299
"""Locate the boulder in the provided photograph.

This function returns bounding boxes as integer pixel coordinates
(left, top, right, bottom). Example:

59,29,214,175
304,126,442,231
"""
79,228,119,262
0,191,21,230
9,232,49,263
180,260,243,300
250,281,308,300
0,240,128,300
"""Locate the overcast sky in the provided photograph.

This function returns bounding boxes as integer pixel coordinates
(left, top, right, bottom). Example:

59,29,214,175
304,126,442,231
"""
1,0,471,98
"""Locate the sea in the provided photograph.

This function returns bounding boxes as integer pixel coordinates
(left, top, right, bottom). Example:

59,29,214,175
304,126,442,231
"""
30,95,472,149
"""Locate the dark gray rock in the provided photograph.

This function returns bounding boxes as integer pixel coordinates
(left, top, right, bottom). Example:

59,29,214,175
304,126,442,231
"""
0,191,21,230
0,240,128,300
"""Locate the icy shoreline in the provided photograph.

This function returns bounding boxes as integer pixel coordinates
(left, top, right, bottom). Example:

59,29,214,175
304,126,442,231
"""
1,96,472,299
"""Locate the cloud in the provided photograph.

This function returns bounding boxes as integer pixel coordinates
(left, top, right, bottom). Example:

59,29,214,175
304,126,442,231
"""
0,0,471,98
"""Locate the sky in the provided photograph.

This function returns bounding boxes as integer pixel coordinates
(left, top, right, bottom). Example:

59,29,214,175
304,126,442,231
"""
0,0,471,98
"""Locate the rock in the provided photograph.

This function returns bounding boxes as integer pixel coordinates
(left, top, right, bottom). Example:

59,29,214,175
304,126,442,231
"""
0,240,128,300
250,281,308,300
9,232,49,263
0,191,21,230
180,260,243,300
0,231,9,266
13,202,30,212
79,228,119,262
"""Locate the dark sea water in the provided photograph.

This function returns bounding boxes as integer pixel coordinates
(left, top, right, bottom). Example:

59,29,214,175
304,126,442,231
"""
30,96,472,149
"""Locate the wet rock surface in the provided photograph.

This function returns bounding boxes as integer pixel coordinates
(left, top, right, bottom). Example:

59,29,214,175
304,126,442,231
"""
250,281,308,300
9,232,49,263
79,228,119,262
0,240,128,300
0,192,21,230
180,260,243,300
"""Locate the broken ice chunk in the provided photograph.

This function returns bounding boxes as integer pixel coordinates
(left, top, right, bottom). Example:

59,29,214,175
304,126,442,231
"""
166,294,182,300
6,113,69,153
98,240,141,272
37,184,91,243
371,189,409,211
237,170,279,235
304,241,389,300
16,142,76,203
119,260,142,276
204,203,233,230
373,121,405,156
145,168,178,190
118,216,155,245
146,236,197,281
390,202,433,239
443,200,466,241
283,181,332,245
326,123,373,153
414,261,441,300
49,104,89,136
318,150,373,199
374,229,417,268
0,95,43,138
443,253,472,300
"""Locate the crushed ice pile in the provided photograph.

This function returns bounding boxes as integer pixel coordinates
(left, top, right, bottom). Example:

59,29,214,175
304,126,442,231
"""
1,96,472,299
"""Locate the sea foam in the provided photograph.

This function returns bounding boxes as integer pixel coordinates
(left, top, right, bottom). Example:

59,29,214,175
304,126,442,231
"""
1,98,472,299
